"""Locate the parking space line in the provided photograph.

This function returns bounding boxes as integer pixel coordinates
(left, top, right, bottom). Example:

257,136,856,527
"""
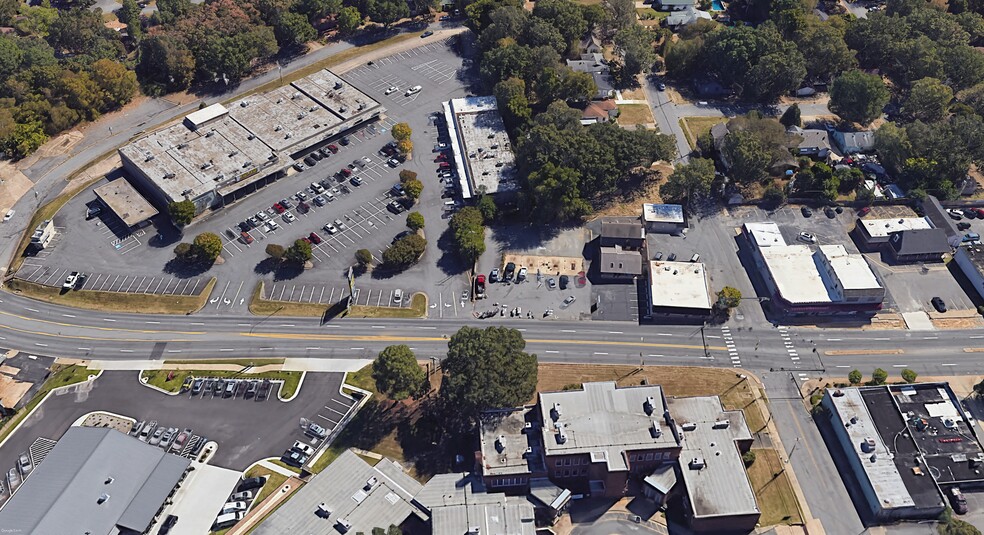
317,414,339,425
153,277,165,293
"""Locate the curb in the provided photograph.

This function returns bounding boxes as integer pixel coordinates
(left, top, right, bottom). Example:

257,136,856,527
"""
137,371,183,396
71,410,136,428
0,369,104,452
278,372,306,402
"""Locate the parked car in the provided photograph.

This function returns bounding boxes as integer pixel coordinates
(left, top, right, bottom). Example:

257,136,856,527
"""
517,267,528,282
191,379,204,395
159,514,179,535
667,253,677,261
931,296,947,313
309,232,323,244
305,422,328,439
240,231,253,244
297,202,310,214
292,441,316,456
393,288,404,304
231,490,254,501
303,156,316,167
222,501,248,514
391,183,406,197
405,85,422,96
245,381,258,398
170,428,192,453
559,274,569,290
421,30,433,37
547,277,556,289
798,232,817,243
350,176,364,187
63,272,79,290
504,262,516,280
159,427,178,450
283,212,297,223
475,274,486,298
653,251,663,260
327,144,339,153
385,86,399,95
256,211,270,222
964,209,978,219
958,221,972,231
310,182,325,194
387,201,404,214
340,136,350,146
149,427,165,446
313,195,327,207
801,206,813,217
563,295,576,306
293,163,305,172
949,209,964,221
858,206,871,216
279,198,292,209
392,230,412,244
489,268,500,283
323,223,338,234
282,449,309,468
272,203,285,214
333,218,346,230
17,452,32,477
824,206,836,218
237,476,267,493
950,487,969,515
3,209,14,221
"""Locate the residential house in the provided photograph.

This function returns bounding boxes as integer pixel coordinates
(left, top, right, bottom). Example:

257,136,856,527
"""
566,55,615,100
579,33,603,55
665,6,712,27
581,100,619,124
656,0,694,10
886,229,950,264
832,130,875,154
789,127,831,159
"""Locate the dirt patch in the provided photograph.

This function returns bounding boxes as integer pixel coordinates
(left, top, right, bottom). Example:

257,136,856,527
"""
620,87,647,100
0,375,32,409
28,130,84,162
81,412,133,434
934,316,984,329
617,104,655,128
747,448,804,526
501,254,584,276
68,156,122,193
593,163,671,217
0,163,33,213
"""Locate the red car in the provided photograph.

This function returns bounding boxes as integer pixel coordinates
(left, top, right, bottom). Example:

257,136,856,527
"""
435,153,448,162
327,144,339,153
975,208,984,218
341,168,352,177
439,162,451,169
272,203,285,214
240,231,254,244
858,206,871,216
309,232,322,244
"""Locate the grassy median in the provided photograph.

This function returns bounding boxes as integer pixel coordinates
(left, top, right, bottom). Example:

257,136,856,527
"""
141,369,303,398
746,448,804,526
5,277,215,315
164,358,285,367
348,292,427,319
249,282,329,317
0,365,93,444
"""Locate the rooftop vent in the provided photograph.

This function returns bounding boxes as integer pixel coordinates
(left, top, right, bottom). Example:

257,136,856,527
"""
833,389,845,397
275,125,282,132
104,477,114,485
97,493,110,505
339,106,348,114
523,446,534,457
861,437,876,453
557,428,568,444
651,419,662,438
688,457,705,470
495,435,506,452
870,453,877,462
552,402,563,420
336,518,352,532
712,420,730,429
523,422,533,432
276,98,283,104
467,527,480,535
681,422,697,432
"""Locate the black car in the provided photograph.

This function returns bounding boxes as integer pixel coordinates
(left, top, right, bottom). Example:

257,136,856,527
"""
311,151,324,161
801,206,813,217
237,476,267,493
214,379,225,395
340,135,351,145
319,147,332,158
280,198,292,209
559,274,570,290
158,514,178,535
931,296,947,313
950,488,969,515
239,221,251,232
958,221,972,231
393,230,413,244
387,200,404,214
965,209,978,219
304,156,317,166
824,206,835,218
504,262,516,280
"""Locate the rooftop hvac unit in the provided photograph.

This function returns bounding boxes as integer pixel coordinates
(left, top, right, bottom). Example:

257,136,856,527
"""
334,81,343,90
651,419,662,438
364,477,377,490
339,106,348,114
688,457,705,470
276,98,283,104
201,162,213,170
681,422,697,431
177,143,188,149
712,420,730,429
523,422,533,432
467,527,480,535
275,125,282,132
552,402,562,420
358,102,366,110
523,447,534,457
247,134,255,140
644,396,656,415
297,112,307,120
292,92,301,100
163,173,176,179
336,518,352,532
310,106,318,112
833,389,845,397
240,100,249,107
861,437,876,453
215,173,224,181
145,155,155,162
495,435,506,452
285,132,292,139
205,130,215,137
557,428,568,444
229,151,238,157
243,161,252,168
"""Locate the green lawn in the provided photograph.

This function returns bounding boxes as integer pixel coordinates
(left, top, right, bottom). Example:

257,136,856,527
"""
164,358,285,367
347,292,428,319
0,365,93,444
140,369,303,398
746,448,804,526
6,278,214,315
268,459,302,473
679,116,727,149
213,466,290,535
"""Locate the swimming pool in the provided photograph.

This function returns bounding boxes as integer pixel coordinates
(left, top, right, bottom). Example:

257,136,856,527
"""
711,0,724,10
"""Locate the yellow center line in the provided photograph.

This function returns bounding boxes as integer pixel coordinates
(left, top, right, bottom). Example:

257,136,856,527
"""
0,322,197,344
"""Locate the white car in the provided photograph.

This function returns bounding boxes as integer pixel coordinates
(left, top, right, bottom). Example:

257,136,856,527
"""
291,441,315,456
393,288,404,304
264,221,279,232
563,295,576,306
221,501,248,513
255,211,269,222
3,209,13,222
283,212,296,223
231,490,253,501
797,232,817,243
385,86,398,95
405,85,422,96
323,223,338,234
62,272,79,290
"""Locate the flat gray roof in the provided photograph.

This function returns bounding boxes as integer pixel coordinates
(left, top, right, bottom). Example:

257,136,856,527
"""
0,426,189,535
443,97,518,199
94,178,159,227
538,382,677,471
649,261,712,310
121,69,383,203
419,474,535,535
253,450,425,535
668,396,758,519
643,203,685,224
600,246,643,275
479,407,545,477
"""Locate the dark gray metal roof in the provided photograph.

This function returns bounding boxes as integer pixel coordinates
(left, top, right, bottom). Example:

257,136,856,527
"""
599,246,643,275
418,474,536,535
921,196,960,239
887,228,950,256
0,426,189,535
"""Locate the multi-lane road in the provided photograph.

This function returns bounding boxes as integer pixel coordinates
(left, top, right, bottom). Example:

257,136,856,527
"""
0,290,975,377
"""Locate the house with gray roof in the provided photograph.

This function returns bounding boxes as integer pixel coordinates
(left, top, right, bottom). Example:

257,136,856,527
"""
0,426,190,535
832,130,876,154
565,56,615,100
886,228,949,263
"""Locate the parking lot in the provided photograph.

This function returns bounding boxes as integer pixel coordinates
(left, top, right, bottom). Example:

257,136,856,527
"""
14,36,474,316
0,371,356,474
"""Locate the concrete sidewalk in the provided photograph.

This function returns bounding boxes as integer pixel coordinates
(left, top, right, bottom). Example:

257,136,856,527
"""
78,358,371,373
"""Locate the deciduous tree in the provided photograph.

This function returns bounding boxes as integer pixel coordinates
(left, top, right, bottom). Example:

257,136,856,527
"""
274,12,317,48
849,369,862,385
440,326,537,422
372,345,425,400
660,157,715,203
193,232,223,262
286,239,313,264
829,70,890,125
265,243,285,259
449,206,486,263
406,211,424,230
902,77,953,122
355,248,373,266
391,122,412,141
336,6,362,33
871,367,888,385
382,233,426,268
167,199,195,225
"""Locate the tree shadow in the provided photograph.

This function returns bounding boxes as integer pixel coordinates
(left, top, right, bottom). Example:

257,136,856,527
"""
436,226,469,276
488,223,564,254
162,257,213,278
252,258,306,281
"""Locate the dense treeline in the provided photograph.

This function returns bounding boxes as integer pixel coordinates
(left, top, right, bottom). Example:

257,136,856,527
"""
0,0,433,159
474,0,675,222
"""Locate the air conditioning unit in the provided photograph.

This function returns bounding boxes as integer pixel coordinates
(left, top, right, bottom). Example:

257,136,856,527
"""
712,420,730,429
681,422,697,431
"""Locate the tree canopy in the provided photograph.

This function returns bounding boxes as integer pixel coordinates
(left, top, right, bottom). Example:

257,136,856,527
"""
440,326,538,422
192,232,223,262
449,207,486,264
286,239,313,264
168,200,196,225
383,233,426,268
372,345,425,400
829,70,890,125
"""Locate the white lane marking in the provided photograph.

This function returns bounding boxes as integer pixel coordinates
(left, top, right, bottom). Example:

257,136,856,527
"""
418,326,437,330
120,349,134,353
608,331,623,334
145,321,160,324
544,350,559,354
350,347,365,350
656,333,673,337
942,363,957,366
166,350,182,353
371,325,386,329
594,352,609,355
219,348,234,352
561,330,576,333
26,308,39,313
280,324,295,327
827,338,842,341
103,318,116,322
892,364,908,368
35,343,48,347
190,322,205,326
62,314,76,318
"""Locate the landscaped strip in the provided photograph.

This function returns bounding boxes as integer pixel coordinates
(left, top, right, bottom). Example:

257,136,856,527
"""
5,277,215,315
249,282,329,317
746,448,805,526
164,358,285,367
348,292,427,318
0,365,94,445
140,369,303,398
